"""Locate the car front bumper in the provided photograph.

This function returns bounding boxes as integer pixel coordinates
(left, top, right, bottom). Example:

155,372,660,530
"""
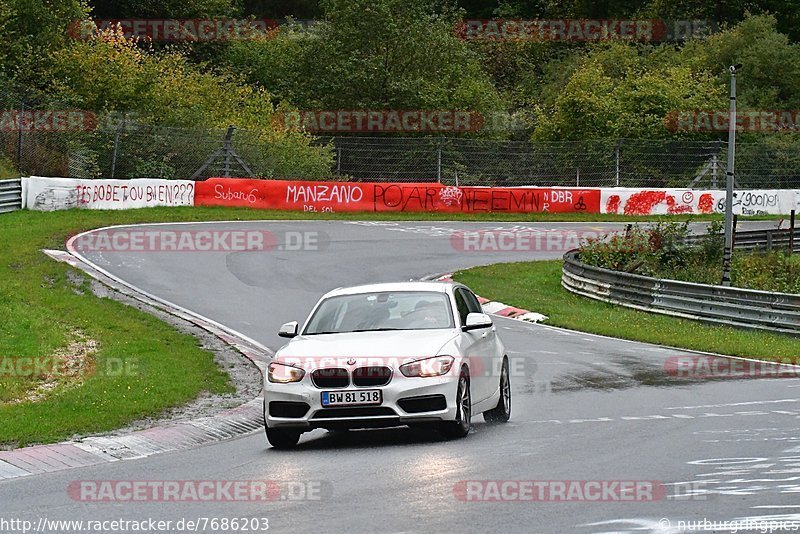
264,374,459,430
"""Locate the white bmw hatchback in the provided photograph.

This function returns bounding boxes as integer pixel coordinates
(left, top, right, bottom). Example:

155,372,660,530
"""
263,281,511,448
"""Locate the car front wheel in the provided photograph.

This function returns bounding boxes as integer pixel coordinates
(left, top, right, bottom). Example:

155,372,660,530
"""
266,427,301,449
484,357,511,423
440,367,471,439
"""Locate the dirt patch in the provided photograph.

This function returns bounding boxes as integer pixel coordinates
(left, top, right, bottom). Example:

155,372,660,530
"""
3,331,99,406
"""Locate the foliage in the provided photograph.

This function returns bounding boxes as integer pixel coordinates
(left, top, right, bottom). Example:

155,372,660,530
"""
222,0,508,137
3,1,800,177
0,155,19,179
1,0,90,84
45,30,332,177
89,0,238,18
530,42,726,141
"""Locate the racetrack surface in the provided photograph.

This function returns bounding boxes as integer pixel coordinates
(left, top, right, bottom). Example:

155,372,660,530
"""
2,220,799,534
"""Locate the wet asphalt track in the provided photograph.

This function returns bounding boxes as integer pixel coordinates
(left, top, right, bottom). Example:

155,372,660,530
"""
2,220,800,534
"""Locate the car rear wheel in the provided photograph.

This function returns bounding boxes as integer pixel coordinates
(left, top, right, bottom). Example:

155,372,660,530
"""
440,367,471,439
484,357,511,423
266,427,301,449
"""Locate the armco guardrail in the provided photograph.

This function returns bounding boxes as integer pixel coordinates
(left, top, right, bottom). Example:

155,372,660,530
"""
562,250,800,335
0,179,22,213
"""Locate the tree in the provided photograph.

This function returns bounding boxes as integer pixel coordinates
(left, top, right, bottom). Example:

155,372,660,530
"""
681,14,800,109
531,42,725,140
222,0,507,136
1,0,90,85
46,30,332,177
89,0,238,19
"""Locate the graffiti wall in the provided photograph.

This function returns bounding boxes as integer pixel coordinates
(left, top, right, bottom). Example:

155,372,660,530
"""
194,178,601,214
19,177,800,216
601,188,799,216
25,177,195,211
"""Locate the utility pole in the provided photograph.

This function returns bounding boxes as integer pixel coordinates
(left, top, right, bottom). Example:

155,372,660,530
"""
721,64,741,286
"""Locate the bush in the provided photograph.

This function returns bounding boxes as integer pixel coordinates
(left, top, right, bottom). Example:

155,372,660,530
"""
579,220,800,294
45,29,333,179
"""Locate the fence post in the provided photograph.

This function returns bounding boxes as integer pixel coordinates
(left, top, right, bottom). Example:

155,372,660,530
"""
615,140,621,187
711,154,718,189
790,210,796,254
437,138,442,183
336,145,342,174
222,125,235,177
576,167,580,187
110,117,124,180
16,99,24,170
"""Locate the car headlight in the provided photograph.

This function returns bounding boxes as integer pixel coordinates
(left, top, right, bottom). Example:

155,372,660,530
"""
400,356,455,378
268,362,306,383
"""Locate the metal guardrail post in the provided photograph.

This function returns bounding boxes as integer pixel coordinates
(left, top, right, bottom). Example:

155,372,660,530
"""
0,179,23,213
791,210,796,254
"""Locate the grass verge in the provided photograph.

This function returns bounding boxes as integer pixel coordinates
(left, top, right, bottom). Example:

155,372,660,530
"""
454,260,800,361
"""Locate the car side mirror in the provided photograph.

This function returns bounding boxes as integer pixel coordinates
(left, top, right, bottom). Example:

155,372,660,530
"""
278,321,299,338
463,312,493,331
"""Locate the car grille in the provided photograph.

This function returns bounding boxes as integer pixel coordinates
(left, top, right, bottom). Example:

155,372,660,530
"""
311,368,349,388
310,366,394,388
311,407,397,419
398,394,448,413
352,366,392,387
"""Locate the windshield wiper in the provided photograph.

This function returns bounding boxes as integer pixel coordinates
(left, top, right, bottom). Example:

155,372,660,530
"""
348,328,403,333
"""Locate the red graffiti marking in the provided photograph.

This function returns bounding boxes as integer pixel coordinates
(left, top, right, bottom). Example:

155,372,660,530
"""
698,193,714,214
606,195,621,214
623,191,666,215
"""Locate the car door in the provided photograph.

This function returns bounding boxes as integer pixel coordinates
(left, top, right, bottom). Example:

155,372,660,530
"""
456,287,494,404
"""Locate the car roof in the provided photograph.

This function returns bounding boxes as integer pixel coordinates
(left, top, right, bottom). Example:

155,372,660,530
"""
323,281,458,298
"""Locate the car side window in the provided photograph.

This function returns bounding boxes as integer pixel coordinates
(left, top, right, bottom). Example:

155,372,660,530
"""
453,289,470,326
462,289,483,315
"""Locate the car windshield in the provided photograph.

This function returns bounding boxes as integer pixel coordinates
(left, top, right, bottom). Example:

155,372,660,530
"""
304,291,454,334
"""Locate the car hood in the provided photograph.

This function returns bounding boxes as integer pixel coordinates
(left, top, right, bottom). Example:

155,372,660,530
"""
275,329,459,365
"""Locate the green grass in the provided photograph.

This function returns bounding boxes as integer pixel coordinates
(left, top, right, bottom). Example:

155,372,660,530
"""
0,206,788,447
454,260,800,361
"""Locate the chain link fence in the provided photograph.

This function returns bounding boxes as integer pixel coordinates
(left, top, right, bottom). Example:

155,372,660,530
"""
3,92,800,188
0,91,330,181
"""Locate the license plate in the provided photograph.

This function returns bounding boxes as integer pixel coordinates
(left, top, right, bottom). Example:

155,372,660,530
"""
321,389,382,407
